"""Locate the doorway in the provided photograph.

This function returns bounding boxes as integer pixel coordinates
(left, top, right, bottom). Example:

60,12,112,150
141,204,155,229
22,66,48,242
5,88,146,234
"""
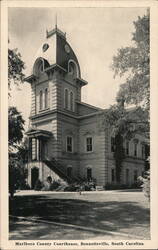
31,167,39,189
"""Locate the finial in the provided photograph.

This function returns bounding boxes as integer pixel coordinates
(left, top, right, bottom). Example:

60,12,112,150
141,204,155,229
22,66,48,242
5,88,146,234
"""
55,13,57,29
46,28,48,37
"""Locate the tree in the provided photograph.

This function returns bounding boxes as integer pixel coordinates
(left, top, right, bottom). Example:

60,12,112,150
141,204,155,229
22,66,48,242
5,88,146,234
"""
9,106,25,150
111,13,149,112
8,48,25,92
104,103,149,183
104,12,150,183
8,47,26,197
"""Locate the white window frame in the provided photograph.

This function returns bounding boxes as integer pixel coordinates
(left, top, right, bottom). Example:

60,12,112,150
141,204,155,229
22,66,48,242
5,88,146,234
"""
66,136,73,153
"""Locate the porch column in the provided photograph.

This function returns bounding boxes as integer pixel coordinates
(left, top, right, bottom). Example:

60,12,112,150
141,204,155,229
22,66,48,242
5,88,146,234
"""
37,138,39,161
28,137,32,162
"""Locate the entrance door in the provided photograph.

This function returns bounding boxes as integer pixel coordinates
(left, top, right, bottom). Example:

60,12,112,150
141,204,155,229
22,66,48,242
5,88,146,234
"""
39,140,48,161
31,167,39,189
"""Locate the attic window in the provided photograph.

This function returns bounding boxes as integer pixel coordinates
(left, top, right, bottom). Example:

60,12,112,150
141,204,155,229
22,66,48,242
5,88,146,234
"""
42,43,49,52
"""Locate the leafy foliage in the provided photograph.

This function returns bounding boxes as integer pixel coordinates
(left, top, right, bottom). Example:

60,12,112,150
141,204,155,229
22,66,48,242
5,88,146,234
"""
8,47,26,196
9,153,28,197
111,13,150,111
113,133,125,182
138,170,150,201
8,48,25,91
105,13,150,184
104,104,149,139
9,106,25,149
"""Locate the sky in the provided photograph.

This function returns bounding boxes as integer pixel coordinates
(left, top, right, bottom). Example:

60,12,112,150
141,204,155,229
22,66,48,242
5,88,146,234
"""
8,7,147,129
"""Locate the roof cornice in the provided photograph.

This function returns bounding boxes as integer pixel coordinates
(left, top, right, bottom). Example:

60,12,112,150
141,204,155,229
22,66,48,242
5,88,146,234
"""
29,109,103,121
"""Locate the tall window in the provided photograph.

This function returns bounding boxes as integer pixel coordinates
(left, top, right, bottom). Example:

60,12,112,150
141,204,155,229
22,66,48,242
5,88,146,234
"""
134,170,138,182
86,137,93,152
111,169,115,182
134,143,137,156
111,137,115,152
87,168,92,181
64,89,68,109
126,169,129,184
39,90,43,110
126,141,129,155
67,136,73,152
70,91,74,111
44,88,48,109
142,144,145,159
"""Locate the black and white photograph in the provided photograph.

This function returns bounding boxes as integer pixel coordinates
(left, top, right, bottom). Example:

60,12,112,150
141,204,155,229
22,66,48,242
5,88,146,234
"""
1,1,158,249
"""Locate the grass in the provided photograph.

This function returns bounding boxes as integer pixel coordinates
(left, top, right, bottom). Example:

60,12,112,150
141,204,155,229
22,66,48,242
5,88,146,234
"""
9,190,150,240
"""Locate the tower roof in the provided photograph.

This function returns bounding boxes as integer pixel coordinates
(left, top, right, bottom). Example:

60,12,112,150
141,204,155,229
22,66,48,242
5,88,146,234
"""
27,26,81,78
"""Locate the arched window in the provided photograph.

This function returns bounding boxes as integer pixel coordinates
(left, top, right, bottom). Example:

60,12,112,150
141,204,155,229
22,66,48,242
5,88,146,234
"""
39,90,43,110
70,91,74,111
33,57,50,76
44,88,48,109
68,60,79,78
64,89,68,109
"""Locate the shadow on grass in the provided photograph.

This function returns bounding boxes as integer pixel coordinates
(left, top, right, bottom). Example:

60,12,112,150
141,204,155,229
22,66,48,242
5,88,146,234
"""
9,194,150,240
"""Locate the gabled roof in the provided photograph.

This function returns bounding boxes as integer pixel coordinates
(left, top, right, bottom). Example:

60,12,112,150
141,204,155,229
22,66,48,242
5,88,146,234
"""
76,101,103,116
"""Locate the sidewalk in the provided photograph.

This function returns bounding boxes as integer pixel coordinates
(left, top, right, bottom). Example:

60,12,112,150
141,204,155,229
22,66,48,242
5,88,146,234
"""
13,189,142,196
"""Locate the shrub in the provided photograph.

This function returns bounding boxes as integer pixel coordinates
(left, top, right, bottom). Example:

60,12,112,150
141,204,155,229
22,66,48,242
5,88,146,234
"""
50,180,60,191
138,170,150,201
131,181,142,189
47,176,52,183
63,178,96,192
64,184,79,192
34,179,43,191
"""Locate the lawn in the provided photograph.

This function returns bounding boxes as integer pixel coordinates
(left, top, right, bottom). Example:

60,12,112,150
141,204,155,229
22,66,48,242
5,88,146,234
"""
9,190,150,240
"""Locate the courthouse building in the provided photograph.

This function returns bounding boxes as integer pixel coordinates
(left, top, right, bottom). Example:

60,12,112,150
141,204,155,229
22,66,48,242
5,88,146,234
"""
25,26,147,188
